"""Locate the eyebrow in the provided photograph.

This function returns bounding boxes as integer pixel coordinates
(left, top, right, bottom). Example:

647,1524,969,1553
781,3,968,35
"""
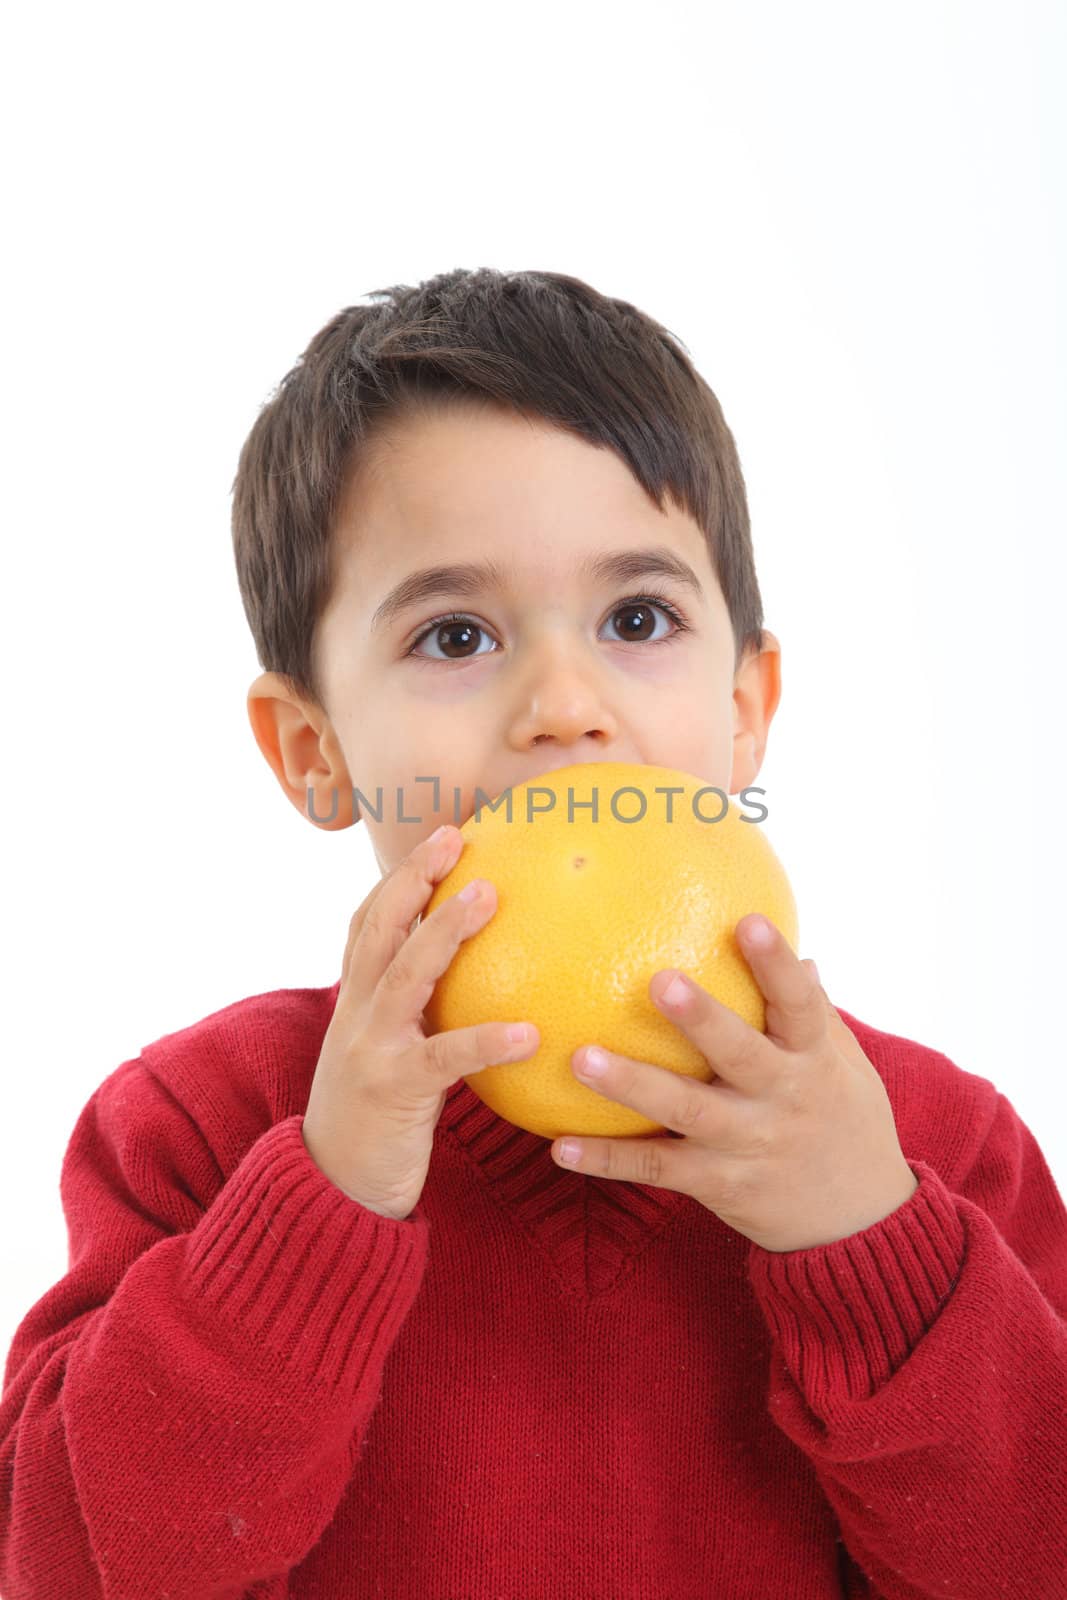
370,545,705,633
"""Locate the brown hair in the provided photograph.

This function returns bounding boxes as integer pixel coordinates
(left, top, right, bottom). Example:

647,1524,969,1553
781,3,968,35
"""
230,267,767,710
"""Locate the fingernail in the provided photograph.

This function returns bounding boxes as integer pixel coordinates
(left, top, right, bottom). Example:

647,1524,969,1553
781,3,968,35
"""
580,1047,609,1077
743,915,774,947
809,960,821,986
430,824,450,842
660,973,691,1008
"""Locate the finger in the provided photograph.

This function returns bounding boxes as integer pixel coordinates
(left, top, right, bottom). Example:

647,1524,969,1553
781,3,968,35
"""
372,873,514,1042
734,914,824,1053
552,1127,692,1191
648,965,778,1097
422,1014,540,1090
343,825,463,999
803,958,859,1055
568,1042,725,1141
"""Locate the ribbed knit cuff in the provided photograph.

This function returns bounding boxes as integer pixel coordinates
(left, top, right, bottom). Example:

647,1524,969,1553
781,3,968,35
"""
184,1113,429,1396
746,1159,966,1407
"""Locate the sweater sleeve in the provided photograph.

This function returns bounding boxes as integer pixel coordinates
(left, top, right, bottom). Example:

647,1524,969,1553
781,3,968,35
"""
0,1057,430,1600
745,1089,1067,1599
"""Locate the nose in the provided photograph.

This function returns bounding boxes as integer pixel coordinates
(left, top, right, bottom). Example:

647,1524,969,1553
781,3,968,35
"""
506,631,619,751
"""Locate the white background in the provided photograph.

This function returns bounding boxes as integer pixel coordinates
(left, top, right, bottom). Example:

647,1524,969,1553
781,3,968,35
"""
2,1,1064,1372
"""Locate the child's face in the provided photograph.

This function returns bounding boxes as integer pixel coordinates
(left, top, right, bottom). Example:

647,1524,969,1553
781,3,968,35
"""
247,400,781,876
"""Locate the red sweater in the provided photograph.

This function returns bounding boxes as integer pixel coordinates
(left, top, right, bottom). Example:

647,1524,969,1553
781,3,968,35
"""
2,979,1065,1600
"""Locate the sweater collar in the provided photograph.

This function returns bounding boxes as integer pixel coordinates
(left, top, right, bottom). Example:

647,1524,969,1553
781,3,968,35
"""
437,1072,697,1294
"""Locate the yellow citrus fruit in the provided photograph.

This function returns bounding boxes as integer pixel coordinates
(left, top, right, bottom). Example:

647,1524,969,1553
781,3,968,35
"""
422,761,798,1142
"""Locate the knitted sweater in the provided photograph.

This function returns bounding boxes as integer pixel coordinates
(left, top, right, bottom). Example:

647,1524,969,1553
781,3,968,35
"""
1,979,1065,1600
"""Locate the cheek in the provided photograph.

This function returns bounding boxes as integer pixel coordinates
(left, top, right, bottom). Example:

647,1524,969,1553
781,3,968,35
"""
606,645,698,681
398,663,495,701
645,698,736,783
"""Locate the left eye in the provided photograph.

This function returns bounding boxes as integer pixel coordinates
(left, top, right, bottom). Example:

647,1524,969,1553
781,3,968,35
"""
405,596,688,662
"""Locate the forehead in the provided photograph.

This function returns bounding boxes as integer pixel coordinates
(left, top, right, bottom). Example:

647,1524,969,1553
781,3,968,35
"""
331,400,712,580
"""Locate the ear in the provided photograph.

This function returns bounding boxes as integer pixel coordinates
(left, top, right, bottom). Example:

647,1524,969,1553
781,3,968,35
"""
246,672,358,830
729,631,782,790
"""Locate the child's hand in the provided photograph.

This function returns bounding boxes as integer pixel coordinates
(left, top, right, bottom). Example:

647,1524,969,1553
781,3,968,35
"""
302,825,540,1220
550,914,918,1253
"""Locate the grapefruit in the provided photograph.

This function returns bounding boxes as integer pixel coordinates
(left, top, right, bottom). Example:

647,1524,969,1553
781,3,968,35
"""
422,761,798,1141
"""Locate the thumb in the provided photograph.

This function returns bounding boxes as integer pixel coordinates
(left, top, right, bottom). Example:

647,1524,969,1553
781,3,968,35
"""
804,958,837,1014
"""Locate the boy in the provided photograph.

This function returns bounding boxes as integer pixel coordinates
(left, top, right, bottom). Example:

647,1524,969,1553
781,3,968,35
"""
1,267,1064,1599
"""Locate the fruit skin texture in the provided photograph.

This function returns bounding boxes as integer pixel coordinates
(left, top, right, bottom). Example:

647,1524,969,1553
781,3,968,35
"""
422,762,799,1142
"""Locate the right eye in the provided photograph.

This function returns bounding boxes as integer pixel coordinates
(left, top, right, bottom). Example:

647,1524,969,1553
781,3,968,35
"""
405,614,500,662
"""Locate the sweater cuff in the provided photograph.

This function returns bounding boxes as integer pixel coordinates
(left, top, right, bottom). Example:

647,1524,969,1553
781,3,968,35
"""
746,1159,965,1407
184,1114,429,1396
